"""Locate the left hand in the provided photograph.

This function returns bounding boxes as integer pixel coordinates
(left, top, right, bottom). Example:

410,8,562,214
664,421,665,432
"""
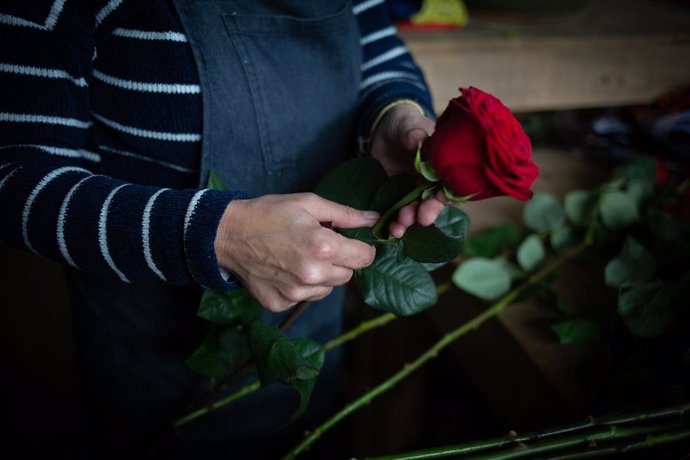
370,102,447,238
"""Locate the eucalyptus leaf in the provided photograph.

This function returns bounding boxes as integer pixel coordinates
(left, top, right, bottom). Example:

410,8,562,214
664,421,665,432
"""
552,319,604,345
314,157,387,210
615,156,656,187
355,244,438,316
516,234,546,272
463,224,521,258
197,288,261,326
402,223,464,263
564,190,597,226
550,224,576,251
600,191,639,230
604,237,656,288
370,174,419,214
618,282,675,338
452,258,512,301
524,193,565,231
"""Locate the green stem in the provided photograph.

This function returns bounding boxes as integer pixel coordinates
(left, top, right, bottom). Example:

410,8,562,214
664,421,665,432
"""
175,381,260,428
324,313,396,352
365,402,690,460
372,182,432,237
283,241,591,460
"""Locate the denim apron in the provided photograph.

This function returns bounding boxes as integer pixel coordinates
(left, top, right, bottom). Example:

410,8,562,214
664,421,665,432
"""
68,1,361,457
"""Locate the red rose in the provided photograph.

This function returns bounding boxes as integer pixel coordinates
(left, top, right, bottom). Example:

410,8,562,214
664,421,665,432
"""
424,87,538,201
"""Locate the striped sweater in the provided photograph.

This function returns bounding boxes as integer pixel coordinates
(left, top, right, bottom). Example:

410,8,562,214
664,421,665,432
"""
0,0,433,290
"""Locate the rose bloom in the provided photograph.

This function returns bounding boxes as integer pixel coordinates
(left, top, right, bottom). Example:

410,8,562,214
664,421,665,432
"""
425,87,539,201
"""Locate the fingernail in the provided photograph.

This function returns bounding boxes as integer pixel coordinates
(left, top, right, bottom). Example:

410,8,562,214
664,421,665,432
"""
363,211,380,220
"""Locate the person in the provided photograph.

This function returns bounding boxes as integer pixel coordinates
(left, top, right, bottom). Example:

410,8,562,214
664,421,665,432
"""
0,0,445,457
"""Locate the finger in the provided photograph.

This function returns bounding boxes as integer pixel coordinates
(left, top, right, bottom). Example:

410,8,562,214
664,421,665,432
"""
333,235,376,270
304,194,379,229
293,263,353,287
280,285,334,306
401,124,434,152
417,198,445,226
304,286,334,302
389,201,419,238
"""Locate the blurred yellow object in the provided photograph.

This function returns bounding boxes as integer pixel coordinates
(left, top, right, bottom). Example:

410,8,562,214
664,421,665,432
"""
411,0,469,28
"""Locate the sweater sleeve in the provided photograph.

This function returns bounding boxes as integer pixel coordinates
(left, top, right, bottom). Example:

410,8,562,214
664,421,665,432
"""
353,0,435,151
0,2,243,290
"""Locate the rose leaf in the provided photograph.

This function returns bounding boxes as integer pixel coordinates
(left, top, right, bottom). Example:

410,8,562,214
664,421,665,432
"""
314,157,387,210
197,288,262,326
552,319,604,345
618,282,675,339
370,174,419,214
463,224,521,258
355,244,438,316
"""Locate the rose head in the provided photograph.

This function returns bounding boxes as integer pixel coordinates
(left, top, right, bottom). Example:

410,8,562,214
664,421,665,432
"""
424,87,539,201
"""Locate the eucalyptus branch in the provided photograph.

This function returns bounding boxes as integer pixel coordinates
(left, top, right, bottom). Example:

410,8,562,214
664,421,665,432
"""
365,402,690,460
283,241,591,459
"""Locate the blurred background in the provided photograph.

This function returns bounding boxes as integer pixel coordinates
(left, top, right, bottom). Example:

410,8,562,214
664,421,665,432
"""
2,0,689,457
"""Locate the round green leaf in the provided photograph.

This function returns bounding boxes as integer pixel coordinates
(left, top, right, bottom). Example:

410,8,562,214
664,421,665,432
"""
604,237,656,288
355,244,438,316
523,193,565,231
517,234,546,272
463,224,521,258
600,191,639,230
564,190,597,226
452,258,512,301
550,224,576,251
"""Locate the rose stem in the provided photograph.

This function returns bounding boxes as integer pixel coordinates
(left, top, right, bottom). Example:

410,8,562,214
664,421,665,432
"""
283,241,590,460
371,182,433,237
365,403,690,459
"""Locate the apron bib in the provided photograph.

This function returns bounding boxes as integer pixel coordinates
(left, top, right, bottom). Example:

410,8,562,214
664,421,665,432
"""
69,1,361,455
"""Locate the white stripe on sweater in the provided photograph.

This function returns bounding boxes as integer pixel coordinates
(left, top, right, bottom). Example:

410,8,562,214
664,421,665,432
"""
353,0,385,15
91,112,201,142
1,144,101,162
98,183,130,282
0,0,66,30
22,166,88,254
57,175,96,268
99,145,196,173
142,188,169,281
183,189,208,237
360,26,396,46
0,63,87,87
359,70,420,90
0,165,22,192
112,28,188,42
96,0,123,27
0,112,91,129
93,69,200,94
361,46,408,72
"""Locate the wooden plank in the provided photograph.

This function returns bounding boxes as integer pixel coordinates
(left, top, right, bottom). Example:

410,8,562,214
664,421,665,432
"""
401,0,690,112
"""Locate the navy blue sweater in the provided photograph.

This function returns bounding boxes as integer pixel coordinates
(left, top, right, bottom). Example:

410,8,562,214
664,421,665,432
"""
0,0,433,289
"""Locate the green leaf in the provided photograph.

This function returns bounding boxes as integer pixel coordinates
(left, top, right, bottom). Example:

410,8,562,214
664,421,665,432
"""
516,234,546,272
370,174,419,214
420,207,470,271
314,157,387,210
186,329,227,378
197,288,262,326
550,224,576,251
599,191,639,230
615,156,656,187
552,319,604,345
452,258,512,301
604,237,656,288
207,170,227,191
524,193,565,231
355,244,438,316
673,271,690,303
402,223,464,263
414,148,440,182
645,207,686,242
463,224,521,258
249,322,324,421
338,227,379,244
564,190,597,226
218,325,252,371
618,282,675,338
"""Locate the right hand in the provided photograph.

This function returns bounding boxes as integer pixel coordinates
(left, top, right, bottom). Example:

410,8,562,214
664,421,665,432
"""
214,193,379,312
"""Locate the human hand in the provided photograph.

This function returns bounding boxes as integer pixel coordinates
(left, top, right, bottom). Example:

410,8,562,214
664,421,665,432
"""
214,193,378,312
369,103,447,238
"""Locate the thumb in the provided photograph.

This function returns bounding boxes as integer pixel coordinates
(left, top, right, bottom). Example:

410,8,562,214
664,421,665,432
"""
306,196,380,229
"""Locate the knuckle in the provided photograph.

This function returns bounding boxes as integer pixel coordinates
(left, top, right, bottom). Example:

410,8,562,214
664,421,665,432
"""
264,298,288,313
282,287,303,304
310,238,334,260
297,264,322,285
